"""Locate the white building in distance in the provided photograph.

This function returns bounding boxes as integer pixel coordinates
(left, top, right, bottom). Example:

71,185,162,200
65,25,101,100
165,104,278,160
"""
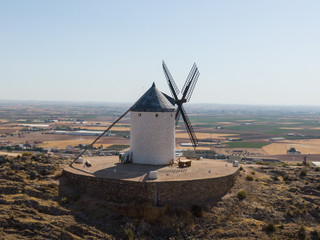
130,83,175,165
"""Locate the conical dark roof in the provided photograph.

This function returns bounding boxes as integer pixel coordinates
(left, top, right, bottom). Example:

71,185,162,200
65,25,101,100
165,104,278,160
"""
131,83,175,112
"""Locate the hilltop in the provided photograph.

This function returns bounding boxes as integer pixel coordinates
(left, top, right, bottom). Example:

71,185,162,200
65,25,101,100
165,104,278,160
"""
0,155,320,239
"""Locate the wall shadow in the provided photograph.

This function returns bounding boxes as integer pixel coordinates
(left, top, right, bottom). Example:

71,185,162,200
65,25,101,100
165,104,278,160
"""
92,163,165,180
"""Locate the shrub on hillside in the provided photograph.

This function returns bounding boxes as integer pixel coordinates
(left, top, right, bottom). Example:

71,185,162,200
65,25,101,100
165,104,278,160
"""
298,226,306,239
124,227,135,240
282,174,290,181
277,224,284,229
22,152,33,157
300,169,307,177
286,209,293,217
246,175,254,181
263,222,276,233
237,190,247,200
310,229,319,240
60,197,69,204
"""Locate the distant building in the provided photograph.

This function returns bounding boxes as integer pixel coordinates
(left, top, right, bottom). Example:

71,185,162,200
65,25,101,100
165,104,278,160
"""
51,130,113,136
180,143,193,147
311,162,320,167
65,145,74,151
175,149,185,157
19,124,49,128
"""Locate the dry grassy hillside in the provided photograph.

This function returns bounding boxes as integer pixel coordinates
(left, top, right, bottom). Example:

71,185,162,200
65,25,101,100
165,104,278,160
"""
0,155,320,239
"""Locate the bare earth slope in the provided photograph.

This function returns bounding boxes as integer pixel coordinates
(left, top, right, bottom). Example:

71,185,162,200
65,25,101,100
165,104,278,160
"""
0,155,320,239
0,155,112,239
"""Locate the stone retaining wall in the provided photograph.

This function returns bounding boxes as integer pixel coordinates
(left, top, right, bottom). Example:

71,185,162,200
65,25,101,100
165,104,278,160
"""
62,169,239,207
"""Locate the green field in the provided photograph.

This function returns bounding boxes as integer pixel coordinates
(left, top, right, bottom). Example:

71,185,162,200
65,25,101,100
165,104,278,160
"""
225,142,270,148
105,144,129,151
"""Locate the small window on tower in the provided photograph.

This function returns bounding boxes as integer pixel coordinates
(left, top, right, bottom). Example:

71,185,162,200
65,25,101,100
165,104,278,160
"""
155,114,158,117
171,114,173,117
138,113,141,117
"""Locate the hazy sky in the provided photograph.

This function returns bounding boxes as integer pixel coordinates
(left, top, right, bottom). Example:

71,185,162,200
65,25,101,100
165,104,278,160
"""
1,1,320,106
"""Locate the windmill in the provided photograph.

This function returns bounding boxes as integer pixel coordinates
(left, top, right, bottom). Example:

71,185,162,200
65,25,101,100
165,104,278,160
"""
70,61,200,166
162,61,200,148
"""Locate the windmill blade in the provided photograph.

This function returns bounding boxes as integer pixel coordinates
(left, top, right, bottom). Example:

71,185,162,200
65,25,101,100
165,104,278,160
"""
162,60,179,100
186,69,199,102
181,63,200,102
179,105,198,148
70,108,131,166
181,63,197,94
175,110,181,127
182,63,200,101
181,63,197,96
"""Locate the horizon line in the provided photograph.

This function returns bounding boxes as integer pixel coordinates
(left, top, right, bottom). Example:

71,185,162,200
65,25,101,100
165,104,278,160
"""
1,99,320,108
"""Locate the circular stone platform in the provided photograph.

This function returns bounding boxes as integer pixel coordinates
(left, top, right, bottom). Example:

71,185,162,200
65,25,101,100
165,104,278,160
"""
63,157,239,207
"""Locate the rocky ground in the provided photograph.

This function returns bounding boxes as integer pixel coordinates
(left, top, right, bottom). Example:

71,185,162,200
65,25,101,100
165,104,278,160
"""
0,154,320,239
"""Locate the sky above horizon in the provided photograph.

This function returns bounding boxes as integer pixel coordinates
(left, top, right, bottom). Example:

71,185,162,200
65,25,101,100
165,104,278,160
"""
1,1,320,106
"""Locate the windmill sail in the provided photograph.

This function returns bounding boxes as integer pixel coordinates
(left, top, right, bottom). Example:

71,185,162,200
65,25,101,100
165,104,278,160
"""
182,63,197,98
162,61,180,99
180,105,198,147
184,65,200,102
162,61,200,148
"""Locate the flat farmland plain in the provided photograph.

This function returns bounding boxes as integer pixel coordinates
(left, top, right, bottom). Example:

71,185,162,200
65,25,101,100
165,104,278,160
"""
1,102,320,160
175,131,237,140
263,139,320,155
81,126,131,131
39,140,113,149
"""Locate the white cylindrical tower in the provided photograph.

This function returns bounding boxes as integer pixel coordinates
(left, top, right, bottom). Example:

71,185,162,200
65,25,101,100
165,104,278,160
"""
130,83,175,165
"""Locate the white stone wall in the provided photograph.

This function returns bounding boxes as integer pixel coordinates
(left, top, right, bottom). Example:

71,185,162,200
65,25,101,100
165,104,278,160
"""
130,111,175,165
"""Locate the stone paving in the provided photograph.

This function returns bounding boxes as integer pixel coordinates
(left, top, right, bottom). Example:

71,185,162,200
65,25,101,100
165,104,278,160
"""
64,156,239,182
